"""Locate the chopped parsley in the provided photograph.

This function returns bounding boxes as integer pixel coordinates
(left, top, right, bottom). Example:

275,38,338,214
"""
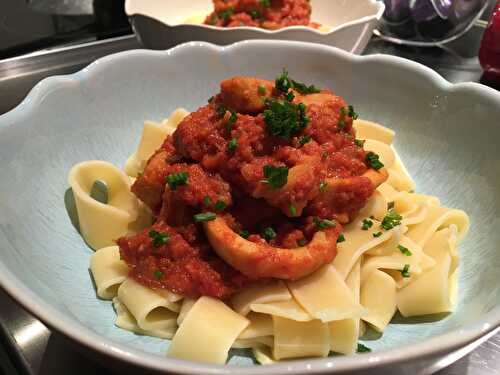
380,210,402,230
361,218,373,230
262,227,276,241
314,217,336,230
214,200,227,211
337,234,346,243
285,91,295,102
348,105,359,120
297,238,307,246
319,181,327,193
354,139,365,147
263,165,288,189
401,264,411,278
149,230,170,247
289,205,297,217
398,244,412,256
365,152,384,170
227,138,238,152
203,195,211,207
166,172,189,190
263,98,309,139
218,7,235,21
357,343,372,353
258,85,267,95
298,135,311,147
239,230,250,239
225,110,237,131
274,69,321,95
260,0,271,7
153,270,163,280
193,212,216,222
250,10,261,19
372,231,383,238
291,79,321,95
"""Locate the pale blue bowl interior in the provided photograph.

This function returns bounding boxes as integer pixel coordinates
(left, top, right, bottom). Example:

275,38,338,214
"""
0,41,499,367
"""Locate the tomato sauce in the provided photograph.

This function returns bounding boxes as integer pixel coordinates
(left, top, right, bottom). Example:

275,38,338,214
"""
205,0,312,30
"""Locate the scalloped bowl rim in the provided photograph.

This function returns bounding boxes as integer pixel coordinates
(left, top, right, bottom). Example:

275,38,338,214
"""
124,0,385,36
1,40,500,374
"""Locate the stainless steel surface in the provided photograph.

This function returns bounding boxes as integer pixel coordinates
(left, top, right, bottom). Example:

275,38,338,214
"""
0,26,499,375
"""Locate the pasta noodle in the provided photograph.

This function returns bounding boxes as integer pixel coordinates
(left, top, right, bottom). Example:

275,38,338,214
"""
74,104,470,364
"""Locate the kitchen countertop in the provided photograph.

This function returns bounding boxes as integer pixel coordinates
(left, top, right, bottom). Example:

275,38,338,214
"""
1,18,500,375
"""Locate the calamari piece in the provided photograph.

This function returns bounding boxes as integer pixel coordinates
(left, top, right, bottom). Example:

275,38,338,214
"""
204,216,342,280
220,76,274,114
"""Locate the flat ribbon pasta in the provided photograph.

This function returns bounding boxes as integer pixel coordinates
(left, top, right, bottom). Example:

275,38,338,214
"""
168,297,249,364
89,245,128,299
69,161,139,250
360,270,397,332
231,281,291,316
353,119,395,145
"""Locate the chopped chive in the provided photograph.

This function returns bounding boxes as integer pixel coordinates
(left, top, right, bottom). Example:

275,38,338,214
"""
259,0,271,7
262,227,276,241
250,10,261,20
314,217,336,230
289,205,297,217
225,110,237,130
166,172,189,190
239,230,250,239
214,200,227,211
194,212,216,222
357,343,372,353
348,105,359,120
227,138,238,152
398,244,412,256
361,218,373,230
365,152,384,170
153,270,163,280
203,195,211,207
258,85,266,95
401,264,411,278
380,210,402,230
337,234,345,243
149,230,170,247
319,181,327,192
297,238,307,246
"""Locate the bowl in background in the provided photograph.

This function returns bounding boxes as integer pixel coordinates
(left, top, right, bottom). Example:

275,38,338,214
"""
125,0,385,54
0,40,500,374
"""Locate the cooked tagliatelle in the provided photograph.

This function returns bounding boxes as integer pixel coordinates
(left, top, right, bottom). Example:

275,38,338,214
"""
70,72,469,365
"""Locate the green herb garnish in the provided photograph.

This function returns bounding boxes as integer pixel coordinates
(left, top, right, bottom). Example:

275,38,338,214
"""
263,98,309,139
357,343,372,353
291,79,321,95
348,105,359,120
299,135,311,147
203,195,211,207
387,201,395,210
166,172,189,190
337,234,346,243
401,264,411,278
289,205,297,217
218,7,235,21
398,244,412,256
365,152,384,170
193,212,216,222
314,217,336,230
239,230,250,239
319,181,327,193
258,85,267,95
260,0,271,7
297,238,307,246
361,218,373,230
372,231,382,238
225,110,237,131
275,69,293,94
153,270,163,280
227,138,238,152
149,230,170,247
380,210,402,230
214,200,227,211
354,139,365,147
250,10,261,19
262,227,276,241
263,165,288,189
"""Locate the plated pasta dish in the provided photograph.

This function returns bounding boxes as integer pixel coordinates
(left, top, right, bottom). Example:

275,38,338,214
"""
68,71,469,364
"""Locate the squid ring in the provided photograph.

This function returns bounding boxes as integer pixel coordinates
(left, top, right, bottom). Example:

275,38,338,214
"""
203,216,342,280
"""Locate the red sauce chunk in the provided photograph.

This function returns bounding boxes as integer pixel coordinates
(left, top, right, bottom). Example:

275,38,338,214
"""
205,0,312,30
119,71,387,299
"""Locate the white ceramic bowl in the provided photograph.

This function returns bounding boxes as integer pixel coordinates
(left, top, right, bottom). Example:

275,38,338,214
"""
1,40,500,374
125,0,385,54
